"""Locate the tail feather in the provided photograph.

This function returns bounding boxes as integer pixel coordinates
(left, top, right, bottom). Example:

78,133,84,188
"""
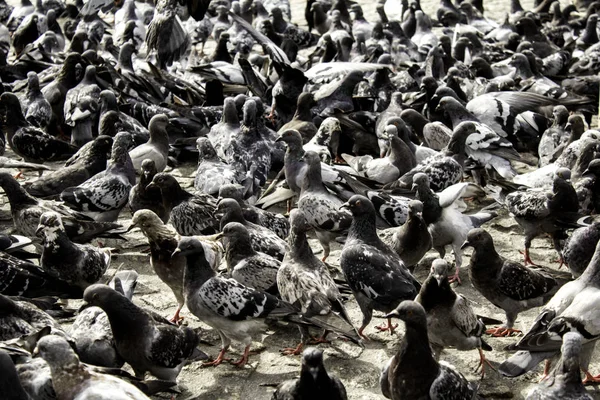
468,211,498,228
498,350,556,377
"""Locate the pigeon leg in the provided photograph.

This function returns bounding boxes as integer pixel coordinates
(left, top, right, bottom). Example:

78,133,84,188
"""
357,326,369,341
321,246,330,262
485,326,522,337
169,305,184,324
375,318,398,335
14,170,24,180
447,265,461,285
281,342,304,356
520,236,535,265
230,345,252,367
538,360,552,382
309,330,330,344
475,348,496,378
202,347,231,367
582,371,600,384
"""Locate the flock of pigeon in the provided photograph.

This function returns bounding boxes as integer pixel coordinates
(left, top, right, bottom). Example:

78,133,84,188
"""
1,0,600,397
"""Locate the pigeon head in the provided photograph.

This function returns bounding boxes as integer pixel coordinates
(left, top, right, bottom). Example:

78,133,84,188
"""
222,98,239,124
552,105,568,125
302,151,321,167
218,184,245,203
173,236,206,258
196,137,217,160
300,348,325,382
429,259,450,287
340,195,375,216
555,168,571,181
147,172,179,192
515,17,537,36
140,159,158,180
317,117,341,139
215,198,242,218
419,76,438,95
565,115,585,137
36,211,65,240
407,200,423,217
148,114,170,136
220,222,251,250
242,100,257,129
276,129,303,147
583,159,600,176
0,294,18,313
461,228,493,251
83,284,125,309
35,335,79,371
297,92,315,109
27,71,40,91
0,92,23,116
289,208,310,233
411,173,429,192
130,209,164,234
385,300,428,327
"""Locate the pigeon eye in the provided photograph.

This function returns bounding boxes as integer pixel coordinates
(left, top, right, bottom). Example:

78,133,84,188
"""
355,200,361,206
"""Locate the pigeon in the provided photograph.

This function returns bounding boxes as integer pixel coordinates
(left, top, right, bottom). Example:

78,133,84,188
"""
129,114,170,174
63,65,101,128
37,211,111,290
148,172,219,235
525,332,593,400
538,106,570,167
194,137,237,196
298,151,352,261
216,198,286,260
277,209,359,354
303,116,339,164
128,158,168,222
23,71,52,129
24,135,113,198
0,293,65,341
562,222,600,278
220,222,280,293
462,228,569,337
0,349,29,400
340,195,420,338
0,173,123,243
35,335,152,400
416,259,494,376
313,70,365,115
69,270,139,368
40,52,83,128
145,0,190,68
380,301,478,400
60,132,136,222
272,348,348,400
207,97,240,162
278,92,318,142
379,200,432,271
173,236,298,367
83,284,205,381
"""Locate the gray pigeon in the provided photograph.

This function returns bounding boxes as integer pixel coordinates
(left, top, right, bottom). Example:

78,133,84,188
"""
220,222,280,293
0,293,65,341
463,228,570,337
380,301,479,400
298,151,352,261
562,222,600,278
38,211,111,290
194,137,237,196
128,158,168,222
129,114,170,173
174,236,298,367
416,259,494,376
340,195,420,338
36,335,151,400
0,349,29,400
273,348,348,400
83,284,205,381
313,70,364,115
526,332,593,400
60,132,136,222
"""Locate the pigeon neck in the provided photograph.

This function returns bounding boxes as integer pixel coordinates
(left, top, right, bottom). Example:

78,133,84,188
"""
102,296,152,339
184,252,216,292
58,63,80,87
445,130,468,157
222,102,239,125
299,366,333,395
448,104,476,128
117,49,134,71
418,275,456,312
161,182,189,209
470,243,500,269
294,100,312,122
219,208,247,230
225,234,256,268
148,127,170,152
347,210,381,245
142,222,176,244
301,162,327,194
286,227,317,266
397,323,439,375
0,178,38,208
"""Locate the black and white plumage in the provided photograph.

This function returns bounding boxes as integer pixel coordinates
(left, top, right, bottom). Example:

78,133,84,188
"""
35,335,152,400
0,173,123,243
216,198,286,260
273,348,348,400
526,332,593,400
303,116,339,164
38,211,111,290
23,71,52,129
218,184,290,240
69,270,139,368
174,236,298,367
416,259,494,376
128,158,167,222
63,65,101,128
0,293,64,341
221,222,280,293
24,135,113,198
298,151,352,261
207,97,240,162
194,137,237,196
380,301,478,400
129,114,170,174
60,132,136,222
340,195,420,338
463,228,569,337
277,209,359,354
562,223,600,279
505,168,580,265
538,106,569,167
83,284,205,381
313,70,365,115
148,172,219,235
145,0,190,68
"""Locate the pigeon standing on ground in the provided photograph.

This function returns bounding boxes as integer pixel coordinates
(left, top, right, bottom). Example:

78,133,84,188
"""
379,301,478,400
340,195,420,338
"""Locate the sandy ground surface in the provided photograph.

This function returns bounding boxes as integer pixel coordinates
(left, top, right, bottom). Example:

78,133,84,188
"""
3,0,600,399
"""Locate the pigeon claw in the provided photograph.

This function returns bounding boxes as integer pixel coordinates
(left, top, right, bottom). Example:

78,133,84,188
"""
582,371,600,384
475,348,495,378
485,326,521,337
447,271,461,285
375,318,398,335
519,249,535,265
202,348,231,367
281,343,304,356
230,345,252,367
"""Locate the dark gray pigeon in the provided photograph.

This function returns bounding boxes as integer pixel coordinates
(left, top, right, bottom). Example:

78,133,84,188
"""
312,70,364,115
38,211,111,290
525,332,593,400
221,222,280,293
272,348,348,400
562,222,600,278
0,349,29,400
380,301,479,400
340,195,420,338
128,158,168,223
416,259,495,377
36,335,151,400
0,293,65,341
83,284,205,381
463,228,570,337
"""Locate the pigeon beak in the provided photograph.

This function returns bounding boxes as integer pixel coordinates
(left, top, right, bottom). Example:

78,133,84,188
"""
146,182,157,190
275,136,284,143
78,301,92,312
460,240,471,250
126,222,138,233
212,232,224,241
383,310,399,319
411,183,418,192
309,367,319,381
35,225,43,237
339,202,350,210
32,346,40,358
171,248,182,257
